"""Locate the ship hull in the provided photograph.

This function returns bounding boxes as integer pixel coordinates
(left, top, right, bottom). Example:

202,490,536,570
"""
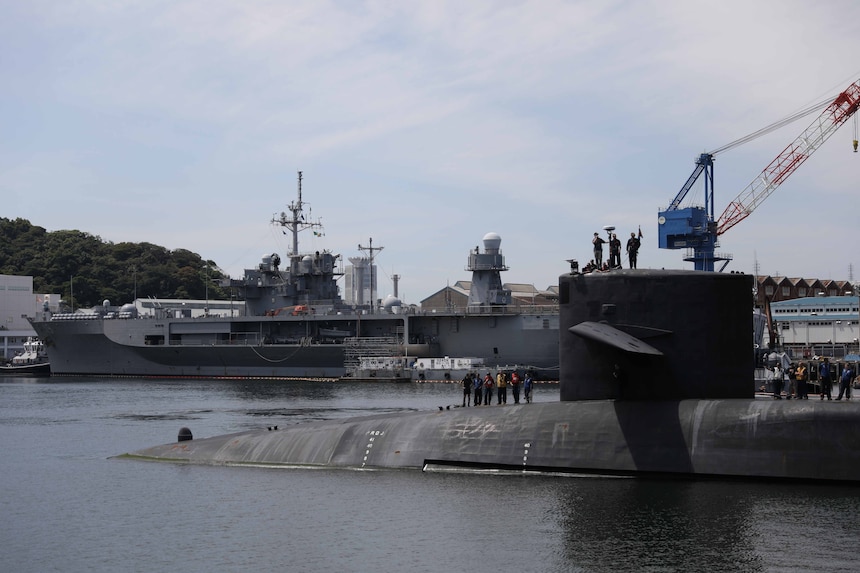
124,399,860,482
30,310,559,379
0,362,50,375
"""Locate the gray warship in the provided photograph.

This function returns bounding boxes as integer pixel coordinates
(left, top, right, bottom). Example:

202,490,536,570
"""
28,173,559,379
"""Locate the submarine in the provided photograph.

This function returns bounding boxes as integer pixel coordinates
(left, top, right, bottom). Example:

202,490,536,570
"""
123,269,860,482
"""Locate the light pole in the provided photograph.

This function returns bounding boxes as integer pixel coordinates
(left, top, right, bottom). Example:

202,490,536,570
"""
129,265,137,303
203,264,210,317
855,286,860,355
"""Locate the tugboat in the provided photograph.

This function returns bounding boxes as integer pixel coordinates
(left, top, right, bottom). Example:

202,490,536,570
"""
0,337,50,375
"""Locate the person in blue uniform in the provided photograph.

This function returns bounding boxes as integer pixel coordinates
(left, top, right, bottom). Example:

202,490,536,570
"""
819,358,832,400
836,362,854,400
523,372,534,403
473,373,483,406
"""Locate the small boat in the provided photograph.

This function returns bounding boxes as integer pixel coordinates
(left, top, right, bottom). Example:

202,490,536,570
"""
0,337,50,375
340,356,412,383
318,328,353,339
412,356,486,382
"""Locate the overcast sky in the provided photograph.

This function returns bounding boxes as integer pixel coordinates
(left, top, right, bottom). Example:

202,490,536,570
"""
2,0,859,303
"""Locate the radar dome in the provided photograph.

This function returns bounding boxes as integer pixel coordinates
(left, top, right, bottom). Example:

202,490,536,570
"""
482,232,502,252
382,294,402,310
120,303,138,317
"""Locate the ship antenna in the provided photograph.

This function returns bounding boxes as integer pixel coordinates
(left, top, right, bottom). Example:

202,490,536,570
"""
273,170,324,258
357,237,384,314
292,170,303,257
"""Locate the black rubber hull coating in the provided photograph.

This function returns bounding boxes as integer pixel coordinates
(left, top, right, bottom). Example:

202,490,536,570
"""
124,399,860,482
559,269,755,401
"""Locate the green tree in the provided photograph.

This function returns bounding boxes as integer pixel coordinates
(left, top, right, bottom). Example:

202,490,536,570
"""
0,217,230,307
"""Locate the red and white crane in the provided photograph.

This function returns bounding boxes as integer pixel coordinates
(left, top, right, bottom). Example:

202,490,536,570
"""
658,78,860,271
718,80,860,235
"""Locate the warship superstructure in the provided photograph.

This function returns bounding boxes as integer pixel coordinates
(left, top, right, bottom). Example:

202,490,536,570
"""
29,173,559,378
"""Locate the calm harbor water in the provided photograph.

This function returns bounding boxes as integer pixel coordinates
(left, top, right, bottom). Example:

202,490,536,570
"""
2,377,858,573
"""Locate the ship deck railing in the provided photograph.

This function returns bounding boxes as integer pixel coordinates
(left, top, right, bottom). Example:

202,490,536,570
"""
415,304,559,316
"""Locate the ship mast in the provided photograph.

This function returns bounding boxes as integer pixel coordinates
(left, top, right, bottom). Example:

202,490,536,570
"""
273,171,323,258
357,237,384,314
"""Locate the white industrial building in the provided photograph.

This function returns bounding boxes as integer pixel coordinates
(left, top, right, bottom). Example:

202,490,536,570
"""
0,274,60,360
771,294,860,359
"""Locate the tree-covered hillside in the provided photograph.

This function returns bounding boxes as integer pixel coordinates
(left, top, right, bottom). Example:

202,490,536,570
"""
0,217,229,308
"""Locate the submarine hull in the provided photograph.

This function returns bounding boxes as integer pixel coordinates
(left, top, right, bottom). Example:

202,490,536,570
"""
124,399,860,482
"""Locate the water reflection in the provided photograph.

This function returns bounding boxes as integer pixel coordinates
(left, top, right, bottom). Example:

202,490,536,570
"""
555,479,765,572
3,377,860,573
222,378,343,401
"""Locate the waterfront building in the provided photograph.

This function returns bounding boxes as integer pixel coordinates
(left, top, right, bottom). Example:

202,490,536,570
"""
420,281,557,312
755,275,852,307
0,274,59,360
771,294,860,359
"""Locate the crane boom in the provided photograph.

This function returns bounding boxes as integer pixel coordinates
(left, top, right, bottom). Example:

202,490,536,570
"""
717,80,860,235
667,154,712,210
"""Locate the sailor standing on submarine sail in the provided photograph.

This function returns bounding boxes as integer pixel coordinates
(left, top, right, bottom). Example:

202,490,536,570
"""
608,234,621,269
626,231,641,269
592,233,605,267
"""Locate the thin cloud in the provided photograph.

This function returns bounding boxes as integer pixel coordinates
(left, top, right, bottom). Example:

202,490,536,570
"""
1,0,858,300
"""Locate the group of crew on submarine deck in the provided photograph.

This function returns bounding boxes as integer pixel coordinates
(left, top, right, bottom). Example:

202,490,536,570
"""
461,371,534,407
770,357,857,400
584,229,641,273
